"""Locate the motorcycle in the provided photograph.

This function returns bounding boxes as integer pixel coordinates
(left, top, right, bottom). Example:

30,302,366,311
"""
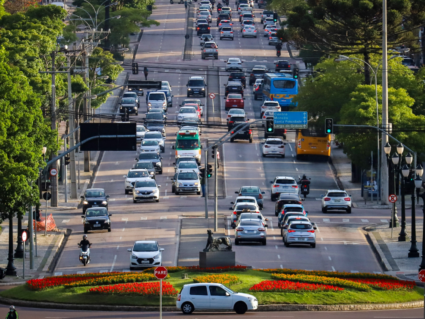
301,184,309,198
217,6,222,12
78,243,91,266
276,49,281,57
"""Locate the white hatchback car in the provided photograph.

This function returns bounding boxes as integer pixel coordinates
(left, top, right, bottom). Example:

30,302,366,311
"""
132,179,161,203
225,58,243,71
270,176,298,201
139,140,161,154
262,138,285,157
230,195,259,210
128,240,164,270
177,283,258,314
322,189,352,213
242,25,257,38
227,108,246,123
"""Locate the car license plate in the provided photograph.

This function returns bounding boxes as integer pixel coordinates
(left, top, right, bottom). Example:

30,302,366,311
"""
311,146,317,149
246,230,255,233
334,199,341,202
233,105,238,107
93,224,101,227
141,260,149,264
92,205,98,207
270,151,277,153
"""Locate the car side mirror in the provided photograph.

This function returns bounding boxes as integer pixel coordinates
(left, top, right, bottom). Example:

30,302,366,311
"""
302,198,305,201
265,224,268,228
135,157,138,160
123,175,127,178
160,248,165,251
230,201,234,204
158,185,161,188
235,191,239,194
80,196,84,199
106,195,110,198
243,97,245,100
270,181,273,183
265,218,268,221
81,215,85,218
127,248,132,252
313,225,317,230
172,145,175,149
229,207,233,210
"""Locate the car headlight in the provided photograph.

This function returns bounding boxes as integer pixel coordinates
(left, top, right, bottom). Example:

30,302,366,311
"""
162,102,166,106
201,88,205,90
105,220,110,224
148,103,152,106
132,253,138,259
134,107,137,109
156,162,161,166
150,172,154,175
188,88,192,91
83,201,88,205
153,253,161,260
152,189,158,193
248,297,257,302
102,201,107,205
135,190,140,194
194,183,199,186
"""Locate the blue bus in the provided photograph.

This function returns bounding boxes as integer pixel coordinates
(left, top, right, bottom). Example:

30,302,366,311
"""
262,73,298,110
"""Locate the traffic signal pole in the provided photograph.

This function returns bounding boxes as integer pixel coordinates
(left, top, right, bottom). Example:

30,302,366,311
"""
204,141,208,219
214,146,218,231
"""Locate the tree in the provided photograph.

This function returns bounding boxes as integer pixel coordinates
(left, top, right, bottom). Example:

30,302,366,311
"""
270,0,303,16
338,85,425,167
280,0,425,84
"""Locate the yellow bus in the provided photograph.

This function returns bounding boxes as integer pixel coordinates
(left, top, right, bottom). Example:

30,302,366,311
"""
296,129,331,160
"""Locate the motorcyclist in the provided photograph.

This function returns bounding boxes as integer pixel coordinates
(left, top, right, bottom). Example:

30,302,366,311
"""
299,174,311,187
275,42,282,54
79,235,92,248
217,2,222,10
6,306,18,319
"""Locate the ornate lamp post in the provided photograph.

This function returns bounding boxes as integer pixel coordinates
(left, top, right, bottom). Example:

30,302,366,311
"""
415,175,425,270
384,142,402,229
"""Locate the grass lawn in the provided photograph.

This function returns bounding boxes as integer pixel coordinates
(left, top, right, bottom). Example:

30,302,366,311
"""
0,270,423,306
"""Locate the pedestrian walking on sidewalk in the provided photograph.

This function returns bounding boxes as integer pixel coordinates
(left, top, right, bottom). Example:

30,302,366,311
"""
143,66,148,80
185,0,187,8
6,306,18,319
200,175,206,197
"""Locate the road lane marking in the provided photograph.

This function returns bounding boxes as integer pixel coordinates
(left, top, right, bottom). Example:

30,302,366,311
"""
342,219,349,222
117,245,119,250
77,271,85,274
38,276,44,279
328,256,332,260
54,272,63,276
62,220,69,223
280,265,283,269
320,237,324,241
323,219,330,222
324,246,328,250
275,245,278,249
161,216,167,219
295,168,298,171
361,219,369,223
123,269,131,272
122,228,125,231
332,266,336,272
277,255,280,259
110,255,117,272
122,218,128,221
381,219,388,222
273,236,276,240
351,270,359,273
141,217,147,220
100,270,108,273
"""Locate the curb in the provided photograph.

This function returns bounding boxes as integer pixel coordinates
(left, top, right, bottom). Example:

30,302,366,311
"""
0,296,422,312
365,231,391,272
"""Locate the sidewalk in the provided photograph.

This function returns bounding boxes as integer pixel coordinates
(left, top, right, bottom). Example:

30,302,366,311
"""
366,222,424,284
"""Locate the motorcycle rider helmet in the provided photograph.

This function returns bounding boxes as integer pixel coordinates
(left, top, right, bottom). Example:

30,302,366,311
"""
302,174,307,180
83,235,88,239
9,305,15,311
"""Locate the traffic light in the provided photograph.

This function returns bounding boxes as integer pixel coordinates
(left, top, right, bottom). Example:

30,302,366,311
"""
64,154,70,166
132,62,139,74
292,67,299,79
325,118,333,134
266,119,274,133
273,12,278,22
207,164,213,178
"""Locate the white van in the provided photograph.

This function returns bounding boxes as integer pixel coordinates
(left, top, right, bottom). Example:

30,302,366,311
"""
147,92,167,112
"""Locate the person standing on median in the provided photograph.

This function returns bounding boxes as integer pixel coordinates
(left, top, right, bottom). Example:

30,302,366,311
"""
143,66,148,80
200,174,206,197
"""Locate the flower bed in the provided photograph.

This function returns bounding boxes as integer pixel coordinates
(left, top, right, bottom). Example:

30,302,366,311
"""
143,265,248,273
347,278,416,290
249,280,344,292
27,272,157,290
271,273,371,291
194,274,239,285
88,281,178,296
258,269,395,280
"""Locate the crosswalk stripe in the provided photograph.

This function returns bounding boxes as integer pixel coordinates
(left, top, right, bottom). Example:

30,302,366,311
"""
361,219,369,223
323,219,330,222
38,276,44,279
160,216,167,219
342,219,349,222
62,220,70,223
54,272,63,276
141,217,147,220
381,219,388,223
123,269,131,272
77,271,85,274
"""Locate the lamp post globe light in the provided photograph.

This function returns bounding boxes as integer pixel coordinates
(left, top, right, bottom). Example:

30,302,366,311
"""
384,143,400,229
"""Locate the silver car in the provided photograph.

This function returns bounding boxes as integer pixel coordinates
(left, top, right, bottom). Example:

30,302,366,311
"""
230,202,260,227
220,27,234,40
136,125,146,141
173,171,201,195
132,179,161,203
143,132,165,153
270,176,298,201
122,91,139,107
235,219,267,245
175,161,199,174
124,169,152,194
230,196,259,210
268,33,281,45
321,190,352,213
281,216,316,237
283,221,316,248
225,58,243,71
140,140,161,154
200,33,214,45
242,25,257,38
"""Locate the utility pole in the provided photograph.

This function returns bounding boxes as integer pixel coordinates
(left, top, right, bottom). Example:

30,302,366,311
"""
104,0,111,51
381,0,389,205
50,51,58,207
83,36,91,172
214,145,218,231
28,197,34,269
67,56,77,199
204,141,208,219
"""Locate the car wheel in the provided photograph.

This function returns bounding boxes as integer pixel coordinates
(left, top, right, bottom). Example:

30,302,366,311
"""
201,55,205,59
262,239,267,245
181,302,194,314
84,228,88,234
108,228,111,232
235,239,239,245
156,199,159,202
187,93,190,97
284,240,289,247
281,229,284,237
175,191,179,195
133,199,137,203
249,137,253,143
172,186,175,193
282,154,285,158
230,138,234,142
197,191,201,195
159,170,163,174
220,37,222,40
215,55,218,59
271,194,275,201
161,148,165,153
311,243,316,248
234,302,248,314
322,207,327,213
275,211,278,217
347,208,352,214
262,153,265,157
125,190,129,194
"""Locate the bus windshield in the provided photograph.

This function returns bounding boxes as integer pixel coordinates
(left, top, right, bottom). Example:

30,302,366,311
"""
177,139,199,150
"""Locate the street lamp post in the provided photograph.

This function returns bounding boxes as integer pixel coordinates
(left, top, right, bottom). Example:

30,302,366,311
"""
384,143,401,229
415,175,425,270
404,158,420,258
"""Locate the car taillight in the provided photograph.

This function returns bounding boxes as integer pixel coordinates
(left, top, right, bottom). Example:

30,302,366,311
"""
259,193,263,199
226,99,229,102
258,228,265,231
231,131,235,134
263,115,266,119
208,27,210,30
221,31,223,33
265,145,271,148
278,145,284,148
243,30,246,32
254,30,257,32
241,76,245,79
233,211,237,215
197,27,200,30
177,294,181,301
273,185,279,188
298,201,302,204
292,185,298,188
276,64,278,67
255,87,259,91
204,50,206,52
229,121,234,124
250,73,254,77
236,227,244,231
307,230,315,233
230,31,233,33
269,37,272,40
344,197,351,201
249,129,252,134
288,229,295,233
324,197,331,201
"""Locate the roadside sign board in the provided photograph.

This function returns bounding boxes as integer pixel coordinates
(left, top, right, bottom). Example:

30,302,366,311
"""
209,93,216,100
273,112,308,129
388,194,397,203
418,270,425,282
42,192,52,201
50,168,58,177
154,266,168,279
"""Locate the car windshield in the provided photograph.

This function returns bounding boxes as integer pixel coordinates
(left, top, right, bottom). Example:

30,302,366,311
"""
291,224,313,230
284,207,303,212
236,204,256,211
177,139,200,149
139,153,159,159
86,209,108,217
229,109,245,115
146,113,163,120
276,179,295,184
180,108,196,113
228,94,242,99
188,80,204,86
237,199,255,203
145,133,162,139
228,58,240,63
240,221,261,226
85,190,105,197
178,172,198,180
222,28,232,31
402,59,415,66
142,140,159,146
149,93,165,100
128,171,149,178
135,181,157,188
137,126,146,132
123,93,136,98
204,43,217,48
278,61,289,66
179,162,198,169
328,192,348,197
200,11,209,15
133,242,158,252
134,162,154,169
267,140,283,145
121,98,135,104
203,35,213,39
241,187,259,193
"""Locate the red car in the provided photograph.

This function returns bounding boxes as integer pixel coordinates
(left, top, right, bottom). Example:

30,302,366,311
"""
225,94,244,110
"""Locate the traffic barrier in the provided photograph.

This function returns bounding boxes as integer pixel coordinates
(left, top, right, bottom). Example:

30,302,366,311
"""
34,214,57,232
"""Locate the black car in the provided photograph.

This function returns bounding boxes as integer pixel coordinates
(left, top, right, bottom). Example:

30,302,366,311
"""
227,115,248,130
274,194,303,216
82,207,112,233
145,113,166,135
187,76,207,97
275,60,291,72
136,153,163,174
230,123,252,143
81,188,109,213
133,161,156,179
225,81,244,96
249,68,266,85
228,72,246,88
197,24,210,36
119,98,138,116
